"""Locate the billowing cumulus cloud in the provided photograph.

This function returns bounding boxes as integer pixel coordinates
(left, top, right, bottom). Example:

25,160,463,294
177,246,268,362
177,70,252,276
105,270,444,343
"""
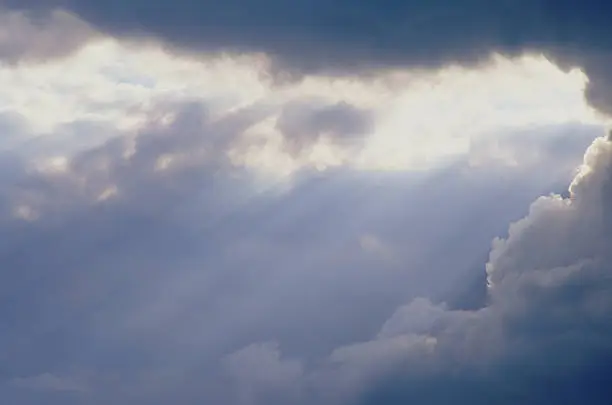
298,132,612,405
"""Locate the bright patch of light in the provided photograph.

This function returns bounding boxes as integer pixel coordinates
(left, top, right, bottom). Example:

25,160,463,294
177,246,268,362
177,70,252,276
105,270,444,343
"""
34,156,69,174
355,54,596,170
14,205,38,221
96,185,118,202
0,18,606,177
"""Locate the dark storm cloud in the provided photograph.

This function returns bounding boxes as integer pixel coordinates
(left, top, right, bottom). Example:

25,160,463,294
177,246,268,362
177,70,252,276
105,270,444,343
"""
0,0,569,66
4,0,612,112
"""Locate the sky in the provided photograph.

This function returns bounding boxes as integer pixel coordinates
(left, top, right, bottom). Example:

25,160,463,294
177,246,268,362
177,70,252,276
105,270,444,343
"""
1,2,612,404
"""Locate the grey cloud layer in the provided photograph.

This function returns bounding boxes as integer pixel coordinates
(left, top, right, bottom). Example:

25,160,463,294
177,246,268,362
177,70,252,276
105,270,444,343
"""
2,2,612,403
0,8,97,63
3,1,612,112
277,100,374,155
0,95,599,403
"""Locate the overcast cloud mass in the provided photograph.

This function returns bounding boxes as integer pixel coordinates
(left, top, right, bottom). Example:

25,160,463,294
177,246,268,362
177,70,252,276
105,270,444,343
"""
1,1,612,404
2,0,612,113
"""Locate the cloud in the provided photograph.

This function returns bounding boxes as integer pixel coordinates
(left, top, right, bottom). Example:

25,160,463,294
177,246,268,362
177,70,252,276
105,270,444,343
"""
0,89,595,403
358,233,396,265
303,132,612,404
276,99,374,156
0,8,98,63
222,342,303,405
468,123,598,170
0,35,598,175
5,1,612,115
0,16,611,402
164,129,612,405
